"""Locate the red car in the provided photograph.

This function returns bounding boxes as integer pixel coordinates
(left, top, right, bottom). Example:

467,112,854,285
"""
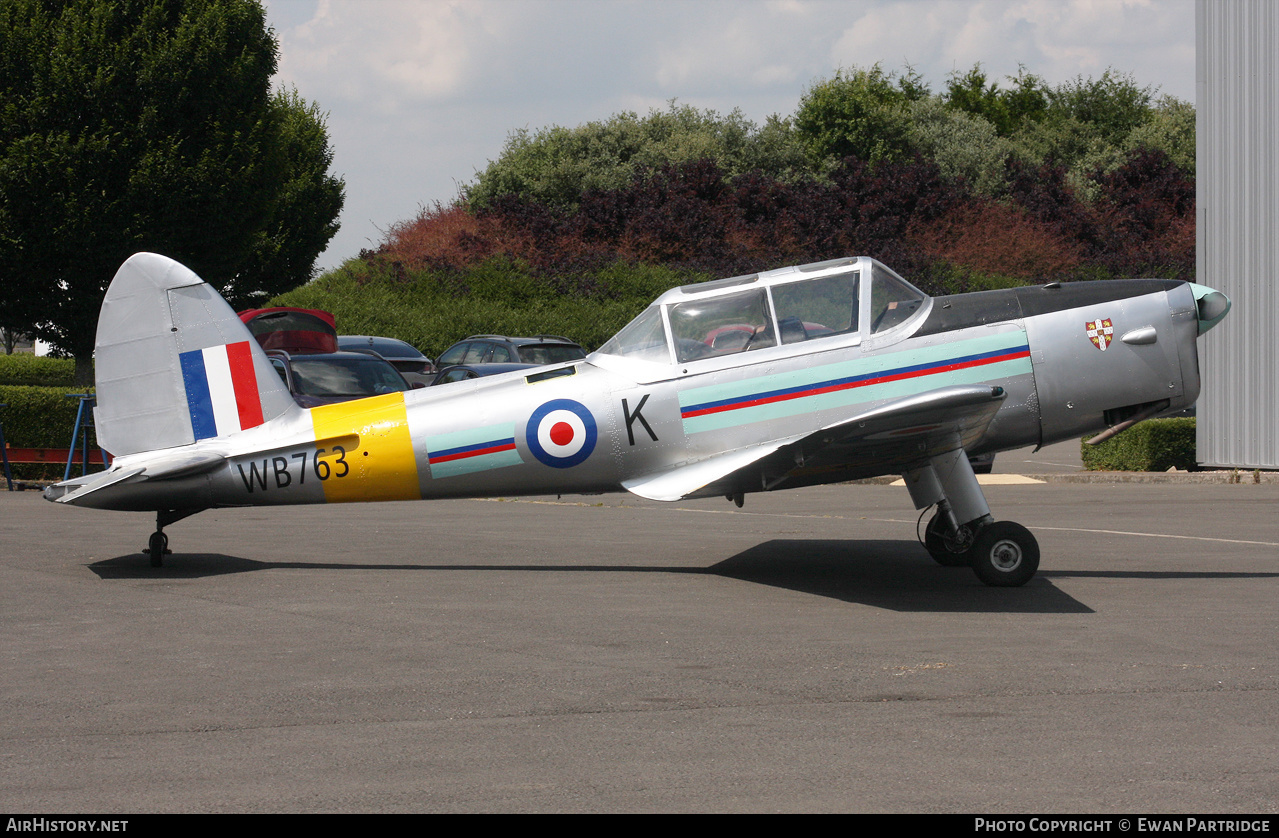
239,307,337,353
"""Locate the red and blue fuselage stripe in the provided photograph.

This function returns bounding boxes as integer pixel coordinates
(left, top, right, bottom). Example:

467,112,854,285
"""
681,344,1031,419
429,438,518,465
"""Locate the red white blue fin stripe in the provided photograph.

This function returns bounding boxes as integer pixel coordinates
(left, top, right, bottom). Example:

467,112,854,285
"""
179,341,265,440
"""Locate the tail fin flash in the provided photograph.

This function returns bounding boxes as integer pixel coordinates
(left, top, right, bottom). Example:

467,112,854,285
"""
94,253,297,456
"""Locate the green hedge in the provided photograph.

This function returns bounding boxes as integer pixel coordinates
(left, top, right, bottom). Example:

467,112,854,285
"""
1081,417,1197,471
0,355,76,386
0,386,95,448
1,386,100,482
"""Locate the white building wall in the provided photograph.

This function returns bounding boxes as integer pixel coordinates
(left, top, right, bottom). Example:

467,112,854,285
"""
1196,0,1279,468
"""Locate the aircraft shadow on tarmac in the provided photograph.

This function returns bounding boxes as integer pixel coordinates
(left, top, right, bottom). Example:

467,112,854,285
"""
88,541,1275,612
85,538,1095,613
709,539,1091,613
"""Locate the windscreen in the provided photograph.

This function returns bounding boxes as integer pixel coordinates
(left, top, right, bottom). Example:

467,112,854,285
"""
868,263,926,333
596,307,671,363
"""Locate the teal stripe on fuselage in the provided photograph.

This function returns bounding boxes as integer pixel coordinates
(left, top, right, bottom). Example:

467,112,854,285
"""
426,422,524,478
679,331,1032,435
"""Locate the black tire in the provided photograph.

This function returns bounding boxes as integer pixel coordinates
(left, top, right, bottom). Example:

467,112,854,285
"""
969,521,1039,587
148,532,167,568
924,512,974,567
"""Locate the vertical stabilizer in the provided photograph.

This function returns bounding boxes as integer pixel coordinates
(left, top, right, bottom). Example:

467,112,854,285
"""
93,253,297,456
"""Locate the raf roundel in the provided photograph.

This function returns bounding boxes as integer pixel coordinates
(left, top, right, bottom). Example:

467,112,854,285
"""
526,399,598,469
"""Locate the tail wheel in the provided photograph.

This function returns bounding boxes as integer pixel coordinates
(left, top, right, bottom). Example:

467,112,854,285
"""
924,512,975,567
970,522,1039,587
146,532,168,568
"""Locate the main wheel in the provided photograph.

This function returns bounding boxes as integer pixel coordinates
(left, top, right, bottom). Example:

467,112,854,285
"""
969,521,1039,587
924,512,974,567
147,532,168,568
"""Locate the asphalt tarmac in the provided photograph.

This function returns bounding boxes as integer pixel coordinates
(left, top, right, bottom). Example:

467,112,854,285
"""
2,474,1277,813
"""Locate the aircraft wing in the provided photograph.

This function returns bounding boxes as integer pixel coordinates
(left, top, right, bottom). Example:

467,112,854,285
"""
622,384,1007,502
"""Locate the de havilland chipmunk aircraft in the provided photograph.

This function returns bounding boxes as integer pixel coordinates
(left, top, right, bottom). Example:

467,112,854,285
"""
45,252,1230,586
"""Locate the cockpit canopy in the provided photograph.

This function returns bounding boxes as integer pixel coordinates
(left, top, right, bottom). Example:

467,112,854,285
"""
595,257,928,366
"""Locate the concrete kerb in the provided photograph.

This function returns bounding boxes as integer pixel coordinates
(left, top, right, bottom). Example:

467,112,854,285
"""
1027,469,1279,484
861,469,1279,486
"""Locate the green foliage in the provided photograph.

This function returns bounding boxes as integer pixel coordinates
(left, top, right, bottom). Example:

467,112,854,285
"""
1048,70,1155,146
0,0,344,379
465,102,809,210
797,63,1177,212
1123,95,1195,176
224,88,345,307
0,385,90,447
0,354,75,386
273,256,701,357
1007,114,1108,176
906,97,1011,195
794,65,927,164
1081,418,1198,472
914,262,1030,296
944,65,1050,136
1004,69,1166,198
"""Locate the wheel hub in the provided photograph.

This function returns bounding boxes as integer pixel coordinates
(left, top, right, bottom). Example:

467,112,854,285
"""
989,538,1023,571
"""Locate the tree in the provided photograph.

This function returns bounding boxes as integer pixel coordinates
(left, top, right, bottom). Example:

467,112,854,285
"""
794,65,929,165
997,70,1164,200
943,64,1050,137
1047,70,1154,146
906,97,1011,196
0,0,344,382
1123,95,1195,175
224,88,345,309
465,102,809,210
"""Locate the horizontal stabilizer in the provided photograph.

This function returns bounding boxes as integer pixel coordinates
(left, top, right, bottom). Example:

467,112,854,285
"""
46,467,147,504
46,450,227,504
135,450,228,480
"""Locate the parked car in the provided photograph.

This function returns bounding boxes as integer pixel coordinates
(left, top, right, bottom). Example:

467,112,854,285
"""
429,362,539,386
267,349,419,408
338,335,435,385
240,307,337,353
435,335,586,367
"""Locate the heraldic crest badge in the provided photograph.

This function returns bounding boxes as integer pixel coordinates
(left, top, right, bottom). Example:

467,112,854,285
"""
1086,318,1114,351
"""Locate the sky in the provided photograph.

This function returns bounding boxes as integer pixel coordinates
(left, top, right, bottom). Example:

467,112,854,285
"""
260,0,1197,273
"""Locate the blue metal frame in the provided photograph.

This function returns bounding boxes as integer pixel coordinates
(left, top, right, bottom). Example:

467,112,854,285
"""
64,394,110,480
0,404,13,491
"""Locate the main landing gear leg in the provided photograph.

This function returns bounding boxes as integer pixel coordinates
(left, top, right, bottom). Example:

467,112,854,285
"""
142,509,203,568
903,449,1039,587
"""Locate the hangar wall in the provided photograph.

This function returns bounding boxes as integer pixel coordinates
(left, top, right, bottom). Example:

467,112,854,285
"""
1196,0,1279,468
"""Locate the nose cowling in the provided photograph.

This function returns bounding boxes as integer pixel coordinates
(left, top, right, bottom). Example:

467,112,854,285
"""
1021,280,1207,446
